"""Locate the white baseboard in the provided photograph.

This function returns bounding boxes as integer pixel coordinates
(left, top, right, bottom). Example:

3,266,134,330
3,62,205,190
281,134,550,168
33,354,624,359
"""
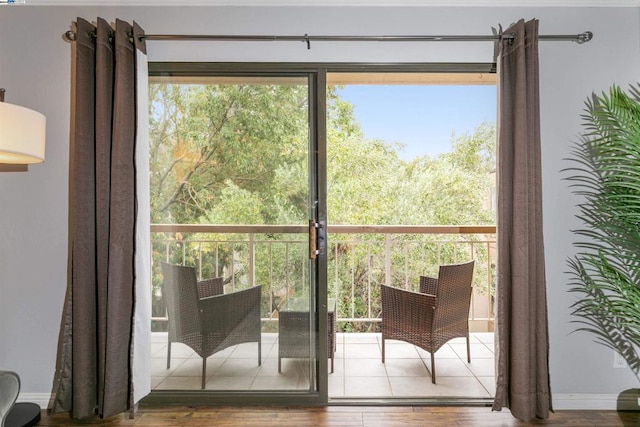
17,393,52,408
553,393,620,410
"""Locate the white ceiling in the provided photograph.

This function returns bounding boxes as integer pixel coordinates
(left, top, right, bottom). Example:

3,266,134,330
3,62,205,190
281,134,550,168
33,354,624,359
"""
17,0,640,6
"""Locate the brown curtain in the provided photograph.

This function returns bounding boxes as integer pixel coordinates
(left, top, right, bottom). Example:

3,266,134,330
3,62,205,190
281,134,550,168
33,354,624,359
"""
51,17,147,420
492,19,552,421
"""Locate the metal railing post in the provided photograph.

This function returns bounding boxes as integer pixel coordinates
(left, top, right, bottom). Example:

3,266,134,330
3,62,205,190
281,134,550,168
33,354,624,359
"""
385,233,392,285
249,232,255,287
198,242,203,280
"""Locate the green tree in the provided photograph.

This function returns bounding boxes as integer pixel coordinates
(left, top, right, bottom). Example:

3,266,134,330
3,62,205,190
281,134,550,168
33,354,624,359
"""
149,81,497,332
149,82,309,225
403,123,496,225
325,112,496,330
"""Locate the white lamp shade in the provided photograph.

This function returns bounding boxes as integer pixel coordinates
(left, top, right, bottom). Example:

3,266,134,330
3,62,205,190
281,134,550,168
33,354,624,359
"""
0,101,46,164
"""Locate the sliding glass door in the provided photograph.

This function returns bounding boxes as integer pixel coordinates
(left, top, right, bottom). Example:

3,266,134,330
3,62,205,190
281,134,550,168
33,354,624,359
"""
146,67,327,404
145,62,496,406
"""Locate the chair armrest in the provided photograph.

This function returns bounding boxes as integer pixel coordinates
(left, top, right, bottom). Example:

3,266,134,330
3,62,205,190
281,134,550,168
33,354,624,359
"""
420,276,438,295
198,285,262,333
197,277,224,299
381,284,436,330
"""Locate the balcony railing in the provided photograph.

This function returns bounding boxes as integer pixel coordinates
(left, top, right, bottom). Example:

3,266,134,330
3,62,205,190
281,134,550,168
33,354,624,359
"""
150,224,496,332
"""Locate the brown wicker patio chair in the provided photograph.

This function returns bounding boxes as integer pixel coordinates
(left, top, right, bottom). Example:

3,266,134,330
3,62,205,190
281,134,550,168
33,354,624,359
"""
162,262,262,389
381,260,475,384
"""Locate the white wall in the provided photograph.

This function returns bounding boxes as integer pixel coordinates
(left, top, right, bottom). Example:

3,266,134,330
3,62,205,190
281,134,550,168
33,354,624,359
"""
1,5,638,408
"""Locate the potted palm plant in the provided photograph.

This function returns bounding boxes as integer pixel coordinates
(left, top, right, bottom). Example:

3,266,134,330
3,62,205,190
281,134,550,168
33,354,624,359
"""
565,85,640,388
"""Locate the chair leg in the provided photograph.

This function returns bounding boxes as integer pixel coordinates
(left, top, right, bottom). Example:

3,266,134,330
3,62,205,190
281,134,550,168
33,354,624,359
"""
258,336,262,366
331,332,335,373
278,356,282,373
201,358,207,390
466,332,471,363
166,342,171,369
431,352,436,384
166,320,172,369
381,338,386,363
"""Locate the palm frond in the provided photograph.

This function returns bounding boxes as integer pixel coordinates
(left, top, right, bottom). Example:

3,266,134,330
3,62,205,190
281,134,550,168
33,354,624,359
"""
564,84,640,379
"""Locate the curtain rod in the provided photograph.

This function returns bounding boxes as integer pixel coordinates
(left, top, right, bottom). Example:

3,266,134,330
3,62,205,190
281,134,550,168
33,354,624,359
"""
63,30,594,48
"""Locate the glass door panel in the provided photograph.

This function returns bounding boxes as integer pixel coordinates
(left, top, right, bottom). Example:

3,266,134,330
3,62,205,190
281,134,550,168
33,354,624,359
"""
148,73,320,394
325,71,496,400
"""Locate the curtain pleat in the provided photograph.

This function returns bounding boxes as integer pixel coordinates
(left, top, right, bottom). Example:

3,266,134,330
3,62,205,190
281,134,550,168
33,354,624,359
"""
51,17,148,420
94,17,114,415
492,18,552,421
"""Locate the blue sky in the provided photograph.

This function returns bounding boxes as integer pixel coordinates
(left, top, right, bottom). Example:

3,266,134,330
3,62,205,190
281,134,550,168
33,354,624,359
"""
335,85,497,160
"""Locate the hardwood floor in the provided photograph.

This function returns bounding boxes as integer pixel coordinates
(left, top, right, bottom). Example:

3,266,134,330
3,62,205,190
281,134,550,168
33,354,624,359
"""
37,405,640,426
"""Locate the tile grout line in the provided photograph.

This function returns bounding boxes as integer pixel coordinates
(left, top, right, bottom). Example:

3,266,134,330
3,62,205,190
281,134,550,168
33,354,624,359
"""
152,332,494,395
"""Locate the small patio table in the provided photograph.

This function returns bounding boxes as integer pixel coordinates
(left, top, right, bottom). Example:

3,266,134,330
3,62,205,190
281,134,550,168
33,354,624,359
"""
278,297,337,373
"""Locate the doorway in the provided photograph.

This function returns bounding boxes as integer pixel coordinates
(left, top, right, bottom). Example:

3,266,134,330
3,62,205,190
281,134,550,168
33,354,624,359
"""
145,63,496,405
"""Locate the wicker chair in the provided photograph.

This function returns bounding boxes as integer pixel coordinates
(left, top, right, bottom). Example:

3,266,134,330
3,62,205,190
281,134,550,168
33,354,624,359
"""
162,262,262,389
381,260,475,384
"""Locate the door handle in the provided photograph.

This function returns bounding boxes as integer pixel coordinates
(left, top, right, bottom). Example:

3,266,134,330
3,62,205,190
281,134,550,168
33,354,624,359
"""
309,220,325,259
309,219,318,259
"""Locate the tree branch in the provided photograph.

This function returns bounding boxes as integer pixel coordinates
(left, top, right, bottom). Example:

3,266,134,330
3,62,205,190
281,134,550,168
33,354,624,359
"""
158,96,237,214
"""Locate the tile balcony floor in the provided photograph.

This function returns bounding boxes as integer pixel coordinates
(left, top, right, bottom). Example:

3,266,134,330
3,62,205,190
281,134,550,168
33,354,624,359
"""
151,331,495,399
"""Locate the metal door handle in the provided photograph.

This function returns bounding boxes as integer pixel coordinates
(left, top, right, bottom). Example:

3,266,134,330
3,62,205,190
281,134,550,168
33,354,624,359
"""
309,219,317,259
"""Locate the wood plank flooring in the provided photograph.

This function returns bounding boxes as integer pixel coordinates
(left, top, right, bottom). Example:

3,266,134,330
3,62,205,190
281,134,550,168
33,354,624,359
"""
37,405,640,426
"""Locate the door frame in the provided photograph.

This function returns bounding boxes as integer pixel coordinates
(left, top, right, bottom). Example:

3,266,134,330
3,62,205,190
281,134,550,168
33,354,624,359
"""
144,61,495,406
146,62,329,406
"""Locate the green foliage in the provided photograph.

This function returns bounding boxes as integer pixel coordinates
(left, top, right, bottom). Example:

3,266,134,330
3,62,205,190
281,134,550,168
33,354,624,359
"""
205,180,264,225
565,85,640,378
402,123,496,226
149,81,497,332
149,83,308,224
